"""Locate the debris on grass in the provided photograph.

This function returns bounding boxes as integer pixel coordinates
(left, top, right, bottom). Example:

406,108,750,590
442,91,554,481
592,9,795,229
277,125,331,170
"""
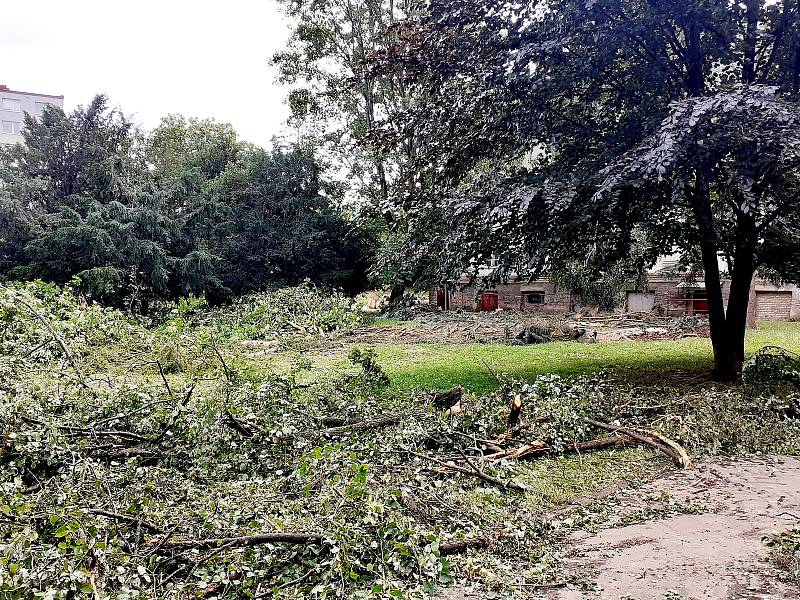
2,282,800,598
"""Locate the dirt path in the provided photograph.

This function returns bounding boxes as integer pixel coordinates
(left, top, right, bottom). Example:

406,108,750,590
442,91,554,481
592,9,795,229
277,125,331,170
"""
551,456,800,600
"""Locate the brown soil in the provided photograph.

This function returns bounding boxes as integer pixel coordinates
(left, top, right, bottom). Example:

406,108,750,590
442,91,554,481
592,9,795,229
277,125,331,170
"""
551,456,800,600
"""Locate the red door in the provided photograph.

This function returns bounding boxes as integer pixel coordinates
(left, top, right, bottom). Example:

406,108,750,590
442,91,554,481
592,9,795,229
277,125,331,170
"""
692,291,709,314
436,289,445,308
481,293,499,312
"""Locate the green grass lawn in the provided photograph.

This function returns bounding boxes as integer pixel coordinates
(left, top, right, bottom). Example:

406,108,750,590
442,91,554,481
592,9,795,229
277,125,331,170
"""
367,321,800,393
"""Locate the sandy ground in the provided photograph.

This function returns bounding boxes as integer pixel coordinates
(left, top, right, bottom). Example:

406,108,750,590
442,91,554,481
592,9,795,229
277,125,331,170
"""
550,456,800,600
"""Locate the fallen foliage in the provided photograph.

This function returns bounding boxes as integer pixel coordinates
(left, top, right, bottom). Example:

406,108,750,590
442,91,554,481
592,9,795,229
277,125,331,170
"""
1,282,799,598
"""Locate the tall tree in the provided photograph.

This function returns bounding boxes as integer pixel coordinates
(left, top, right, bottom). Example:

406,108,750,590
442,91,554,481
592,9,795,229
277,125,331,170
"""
369,0,800,379
273,0,435,299
206,146,371,298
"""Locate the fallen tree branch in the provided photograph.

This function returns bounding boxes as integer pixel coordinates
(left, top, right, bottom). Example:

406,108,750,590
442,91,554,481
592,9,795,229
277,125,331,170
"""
12,294,89,389
483,435,634,461
86,508,164,534
159,532,324,551
224,411,263,437
403,449,527,492
586,419,692,469
439,538,488,555
278,413,421,442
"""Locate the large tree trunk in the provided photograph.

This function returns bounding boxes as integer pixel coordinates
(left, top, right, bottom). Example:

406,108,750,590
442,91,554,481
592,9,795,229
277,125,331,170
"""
388,282,406,305
693,183,759,380
691,170,734,380
742,0,759,84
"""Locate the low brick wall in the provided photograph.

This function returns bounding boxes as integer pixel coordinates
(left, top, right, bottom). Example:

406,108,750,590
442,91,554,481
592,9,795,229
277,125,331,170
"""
431,280,572,313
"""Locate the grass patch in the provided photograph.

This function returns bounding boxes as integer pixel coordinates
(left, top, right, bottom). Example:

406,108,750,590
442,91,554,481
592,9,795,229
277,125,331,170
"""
337,322,800,393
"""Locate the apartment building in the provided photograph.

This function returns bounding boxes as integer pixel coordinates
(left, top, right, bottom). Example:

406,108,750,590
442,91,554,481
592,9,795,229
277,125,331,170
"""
0,84,64,145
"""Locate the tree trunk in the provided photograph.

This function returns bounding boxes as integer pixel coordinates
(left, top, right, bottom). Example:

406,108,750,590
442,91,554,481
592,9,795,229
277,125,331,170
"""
719,209,758,377
389,282,406,305
743,0,759,84
690,170,733,380
721,273,752,378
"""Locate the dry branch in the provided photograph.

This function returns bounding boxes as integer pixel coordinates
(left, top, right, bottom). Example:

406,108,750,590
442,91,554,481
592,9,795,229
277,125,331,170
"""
159,532,323,551
586,419,692,469
439,538,488,555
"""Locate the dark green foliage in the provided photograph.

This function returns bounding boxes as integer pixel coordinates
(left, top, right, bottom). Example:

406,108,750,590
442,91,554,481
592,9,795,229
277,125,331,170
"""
0,97,373,309
743,346,800,389
207,147,371,298
368,0,800,377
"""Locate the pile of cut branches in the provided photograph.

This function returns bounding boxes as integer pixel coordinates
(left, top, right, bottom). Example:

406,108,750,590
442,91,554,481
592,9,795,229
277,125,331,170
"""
2,283,799,599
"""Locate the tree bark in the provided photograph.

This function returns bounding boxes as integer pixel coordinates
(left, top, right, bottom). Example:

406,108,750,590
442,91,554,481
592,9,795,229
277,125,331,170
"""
690,169,734,380
743,0,759,84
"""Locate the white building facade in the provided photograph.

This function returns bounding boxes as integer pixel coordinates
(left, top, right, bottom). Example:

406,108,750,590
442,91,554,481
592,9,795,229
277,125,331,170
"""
0,84,64,145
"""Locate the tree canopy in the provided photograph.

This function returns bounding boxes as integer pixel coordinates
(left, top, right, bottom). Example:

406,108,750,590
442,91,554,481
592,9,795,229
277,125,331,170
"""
367,0,800,377
0,97,372,309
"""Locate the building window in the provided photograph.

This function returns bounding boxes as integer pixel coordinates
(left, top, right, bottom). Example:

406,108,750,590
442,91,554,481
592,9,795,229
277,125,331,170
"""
525,292,546,304
35,101,50,113
1,121,20,135
2,98,21,112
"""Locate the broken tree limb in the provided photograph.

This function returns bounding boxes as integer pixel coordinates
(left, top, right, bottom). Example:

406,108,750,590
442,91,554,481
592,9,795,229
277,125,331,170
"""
637,427,694,469
159,532,324,551
12,293,89,389
403,449,527,492
439,538,488,555
484,435,636,462
586,419,692,469
508,393,523,428
86,508,164,534
223,411,263,438
483,441,548,461
277,412,421,442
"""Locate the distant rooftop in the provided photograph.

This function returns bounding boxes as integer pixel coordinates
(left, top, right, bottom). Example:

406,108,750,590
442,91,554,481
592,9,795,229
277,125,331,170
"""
0,84,64,100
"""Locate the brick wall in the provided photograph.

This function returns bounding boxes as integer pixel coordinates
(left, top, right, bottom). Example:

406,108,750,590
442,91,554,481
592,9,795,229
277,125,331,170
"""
752,283,800,321
439,279,572,313
648,278,733,317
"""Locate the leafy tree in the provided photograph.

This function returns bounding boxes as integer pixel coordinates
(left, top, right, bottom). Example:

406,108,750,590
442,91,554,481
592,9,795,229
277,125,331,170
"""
368,0,800,379
0,96,373,309
273,0,432,299
207,146,371,298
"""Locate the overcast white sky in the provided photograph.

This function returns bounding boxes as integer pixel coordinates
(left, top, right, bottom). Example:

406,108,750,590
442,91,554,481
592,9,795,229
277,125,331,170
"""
1,0,292,145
